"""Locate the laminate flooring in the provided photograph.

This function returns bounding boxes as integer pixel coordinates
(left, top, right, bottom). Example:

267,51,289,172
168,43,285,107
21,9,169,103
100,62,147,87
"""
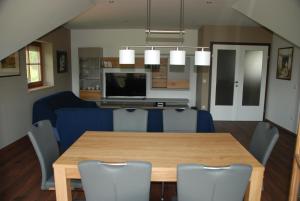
0,121,296,201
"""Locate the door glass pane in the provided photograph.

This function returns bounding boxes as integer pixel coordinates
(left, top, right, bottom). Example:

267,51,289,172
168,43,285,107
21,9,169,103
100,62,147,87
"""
216,50,236,105
242,50,263,106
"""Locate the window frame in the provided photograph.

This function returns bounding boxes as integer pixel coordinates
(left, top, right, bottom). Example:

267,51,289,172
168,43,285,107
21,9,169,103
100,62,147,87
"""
25,42,44,89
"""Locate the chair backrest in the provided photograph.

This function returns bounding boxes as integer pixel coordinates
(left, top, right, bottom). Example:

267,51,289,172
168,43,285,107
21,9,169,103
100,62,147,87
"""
163,109,197,132
249,122,279,166
27,120,59,190
177,164,252,201
113,108,148,132
79,161,152,201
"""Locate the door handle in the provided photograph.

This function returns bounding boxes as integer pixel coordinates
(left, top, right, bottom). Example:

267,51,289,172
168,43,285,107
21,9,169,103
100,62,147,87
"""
234,81,239,84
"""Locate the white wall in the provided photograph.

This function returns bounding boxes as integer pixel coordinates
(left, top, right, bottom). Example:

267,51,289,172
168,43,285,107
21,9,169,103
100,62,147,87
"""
233,0,300,47
0,0,94,60
0,27,72,149
71,29,198,106
265,34,300,133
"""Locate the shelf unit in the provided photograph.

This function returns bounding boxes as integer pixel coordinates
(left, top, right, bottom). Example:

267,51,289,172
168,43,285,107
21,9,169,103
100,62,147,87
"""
78,47,103,101
101,56,190,89
151,58,168,88
102,57,144,68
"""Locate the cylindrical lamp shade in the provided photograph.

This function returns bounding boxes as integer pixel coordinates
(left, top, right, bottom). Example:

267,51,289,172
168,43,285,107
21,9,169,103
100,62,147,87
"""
170,50,186,65
119,49,135,64
144,49,160,65
195,50,210,66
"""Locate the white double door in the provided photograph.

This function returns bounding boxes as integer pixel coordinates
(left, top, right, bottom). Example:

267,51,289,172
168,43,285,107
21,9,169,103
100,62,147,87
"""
210,44,269,121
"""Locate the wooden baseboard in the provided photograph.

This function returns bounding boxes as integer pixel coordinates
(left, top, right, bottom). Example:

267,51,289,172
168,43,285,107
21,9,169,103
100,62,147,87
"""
264,118,296,136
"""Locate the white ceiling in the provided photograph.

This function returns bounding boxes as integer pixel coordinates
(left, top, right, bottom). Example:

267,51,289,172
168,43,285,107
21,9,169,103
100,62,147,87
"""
66,0,258,29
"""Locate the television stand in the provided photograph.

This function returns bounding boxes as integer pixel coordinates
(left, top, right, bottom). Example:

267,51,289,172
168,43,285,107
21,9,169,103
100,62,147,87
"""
99,98,189,109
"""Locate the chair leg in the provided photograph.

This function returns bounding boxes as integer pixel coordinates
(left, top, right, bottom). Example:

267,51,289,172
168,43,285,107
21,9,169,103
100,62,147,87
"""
161,182,165,201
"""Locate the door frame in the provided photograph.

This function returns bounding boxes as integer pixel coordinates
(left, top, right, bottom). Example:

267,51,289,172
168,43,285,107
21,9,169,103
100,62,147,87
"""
208,42,271,120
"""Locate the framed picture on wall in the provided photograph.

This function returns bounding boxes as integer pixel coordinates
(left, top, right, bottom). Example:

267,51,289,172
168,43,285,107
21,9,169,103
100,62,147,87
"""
57,50,68,73
276,47,293,80
0,52,20,77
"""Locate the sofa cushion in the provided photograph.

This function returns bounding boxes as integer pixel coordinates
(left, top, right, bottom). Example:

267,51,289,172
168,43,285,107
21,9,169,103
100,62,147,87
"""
55,108,113,152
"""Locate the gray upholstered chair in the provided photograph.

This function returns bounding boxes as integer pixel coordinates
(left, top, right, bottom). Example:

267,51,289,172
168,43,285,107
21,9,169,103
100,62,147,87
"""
113,108,148,132
249,122,279,166
28,120,81,190
176,164,252,201
79,161,152,201
161,108,198,200
163,108,197,132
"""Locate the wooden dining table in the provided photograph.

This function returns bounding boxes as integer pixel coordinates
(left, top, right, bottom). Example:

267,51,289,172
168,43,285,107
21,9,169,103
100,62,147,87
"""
53,131,264,201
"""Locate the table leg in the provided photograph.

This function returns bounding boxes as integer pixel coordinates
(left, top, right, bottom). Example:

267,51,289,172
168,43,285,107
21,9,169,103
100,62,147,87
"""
288,158,300,201
54,166,72,201
244,167,264,201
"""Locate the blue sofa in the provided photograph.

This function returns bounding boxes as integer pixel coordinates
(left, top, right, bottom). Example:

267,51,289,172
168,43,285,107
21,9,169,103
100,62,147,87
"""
55,108,215,151
32,91,98,140
32,91,98,127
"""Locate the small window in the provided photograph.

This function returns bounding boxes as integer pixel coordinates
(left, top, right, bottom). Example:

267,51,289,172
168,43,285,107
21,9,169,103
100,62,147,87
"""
26,42,43,88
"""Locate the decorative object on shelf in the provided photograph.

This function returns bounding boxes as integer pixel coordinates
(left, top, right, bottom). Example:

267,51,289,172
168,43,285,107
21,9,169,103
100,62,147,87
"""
0,52,20,77
57,50,68,73
103,61,112,68
119,0,210,66
276,47,293,80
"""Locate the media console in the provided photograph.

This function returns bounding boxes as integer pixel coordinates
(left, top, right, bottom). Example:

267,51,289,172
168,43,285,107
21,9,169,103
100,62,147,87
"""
99,98,189,108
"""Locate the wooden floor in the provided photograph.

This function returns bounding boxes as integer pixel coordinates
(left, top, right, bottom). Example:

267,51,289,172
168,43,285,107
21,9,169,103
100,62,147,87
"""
0,121,296,201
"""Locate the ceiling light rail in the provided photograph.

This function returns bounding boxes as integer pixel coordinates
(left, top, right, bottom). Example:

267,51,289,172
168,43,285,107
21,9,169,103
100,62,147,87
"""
119,46,210,66
146,0,185,42
145,30,185,34
121,0,210,66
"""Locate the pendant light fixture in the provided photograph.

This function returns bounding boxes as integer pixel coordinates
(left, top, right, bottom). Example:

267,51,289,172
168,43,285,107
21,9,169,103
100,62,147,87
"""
118,0,211,67
144,47,160,65
119,47,135,64
119,45,210,66
195,48,211,66
170,47,186,65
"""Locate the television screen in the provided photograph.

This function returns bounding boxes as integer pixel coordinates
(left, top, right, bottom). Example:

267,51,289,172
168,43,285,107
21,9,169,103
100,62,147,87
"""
105,73,146,97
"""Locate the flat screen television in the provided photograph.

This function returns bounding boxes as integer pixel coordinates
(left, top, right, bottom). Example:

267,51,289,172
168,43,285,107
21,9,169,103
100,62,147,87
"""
105,73,146,98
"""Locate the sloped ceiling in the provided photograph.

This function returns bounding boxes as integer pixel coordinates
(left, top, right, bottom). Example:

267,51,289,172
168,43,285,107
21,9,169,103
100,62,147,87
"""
66,0,258,29
0,0,95,60
233,0,300,47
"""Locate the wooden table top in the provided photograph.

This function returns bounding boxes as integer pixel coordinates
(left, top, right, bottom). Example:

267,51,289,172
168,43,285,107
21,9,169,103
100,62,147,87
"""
53,131,263,181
